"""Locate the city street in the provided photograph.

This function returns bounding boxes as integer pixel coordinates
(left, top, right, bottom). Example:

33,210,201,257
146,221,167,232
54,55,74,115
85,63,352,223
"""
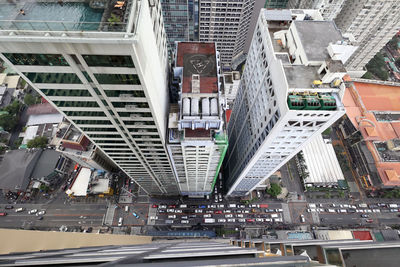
0,203,107,229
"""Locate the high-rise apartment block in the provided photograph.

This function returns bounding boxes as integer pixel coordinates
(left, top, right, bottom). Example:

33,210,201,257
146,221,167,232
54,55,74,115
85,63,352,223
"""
167,42,228,196
224,9,356,196
161,0,199,47
0,0,180,196
334,0,400,76
288,0,346,20
199,0,255,68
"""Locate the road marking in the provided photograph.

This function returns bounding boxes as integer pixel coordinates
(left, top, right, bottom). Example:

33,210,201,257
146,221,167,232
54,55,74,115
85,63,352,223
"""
48,214,104,217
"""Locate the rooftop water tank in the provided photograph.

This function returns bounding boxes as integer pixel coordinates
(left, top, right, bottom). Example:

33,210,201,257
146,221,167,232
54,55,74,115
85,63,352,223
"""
182,98,190,116
202,98,210,116
210,98,218,116
191,98,199,116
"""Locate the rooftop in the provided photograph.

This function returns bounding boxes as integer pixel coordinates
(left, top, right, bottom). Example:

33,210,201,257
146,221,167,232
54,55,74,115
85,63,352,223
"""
0,149,41,191
176,42,218,94
0,0,132,32
352,82,400,111
283,65,320,88
293,20,343,62
26,103,58,116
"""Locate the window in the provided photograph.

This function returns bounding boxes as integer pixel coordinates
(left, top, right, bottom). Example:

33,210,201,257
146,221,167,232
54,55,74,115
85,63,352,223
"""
41,89,91,97
3,53,69,66
24,73,82,84
94,74,141,85
82,55,135,68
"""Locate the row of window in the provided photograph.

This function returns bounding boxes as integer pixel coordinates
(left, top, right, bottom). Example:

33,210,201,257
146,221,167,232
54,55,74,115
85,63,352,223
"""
24,72,141,85
4,53,134,68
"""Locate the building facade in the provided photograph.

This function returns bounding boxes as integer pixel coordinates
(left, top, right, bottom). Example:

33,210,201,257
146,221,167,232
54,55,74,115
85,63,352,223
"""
334,0,400,76
167,42,228,196
223,71,241,107
161,0,199,48
0,0,180,196
265,0,288,9
224,9,354,196
199,0,255,69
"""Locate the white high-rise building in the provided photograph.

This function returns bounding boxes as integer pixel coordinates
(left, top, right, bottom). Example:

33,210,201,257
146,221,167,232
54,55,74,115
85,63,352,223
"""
288,0,346,20
0,0,180,196
224,9,356,196
199,0,255,69
334,0,400,76
167,42,228,196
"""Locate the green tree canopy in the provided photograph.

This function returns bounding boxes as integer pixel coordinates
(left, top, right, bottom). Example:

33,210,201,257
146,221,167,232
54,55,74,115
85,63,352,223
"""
0,113,17,132
4,100,22,116
24,94,36,106
266,183,282,198
27,136,48,148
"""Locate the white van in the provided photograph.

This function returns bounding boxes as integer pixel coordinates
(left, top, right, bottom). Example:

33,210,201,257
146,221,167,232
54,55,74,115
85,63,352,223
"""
15,208,24,213
125,206,129,212
118,217,123,226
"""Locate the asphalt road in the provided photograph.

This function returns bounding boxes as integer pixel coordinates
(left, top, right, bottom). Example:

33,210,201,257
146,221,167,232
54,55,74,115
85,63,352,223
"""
0,203,106,229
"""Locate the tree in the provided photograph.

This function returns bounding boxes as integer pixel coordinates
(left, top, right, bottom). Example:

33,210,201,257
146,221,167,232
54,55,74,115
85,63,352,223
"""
27,136,48,148
362,71,374,79
266,183,282,198
4,100,22,116
24,94,36,106
365,52,389,81
0,113,17,131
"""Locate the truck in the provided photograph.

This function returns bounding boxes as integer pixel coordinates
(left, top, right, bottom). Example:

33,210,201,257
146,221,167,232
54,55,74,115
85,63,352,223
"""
204,218,215,223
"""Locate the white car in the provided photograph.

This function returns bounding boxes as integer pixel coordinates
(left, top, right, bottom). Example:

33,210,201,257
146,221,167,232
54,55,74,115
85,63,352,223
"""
218,218,226,223
256,218,264,222
167,209,175,213
168,215,176,219
265,218,272,222
227,218,236,223
203,214,212,218
238,218,246,223
118,217,123,226
223,210,231,213
208,205,216,209
275,208,283,212
28,209,38,215
174,209,183,213
159,205,167,209
179,204,187,208
149,216,158,220
372,209,381,213
237,214,244,218
217,204,225,208
36,210,46,216
181,220,189,224
225,214,233,218
365,209,373,213
244,210,250,214
195,209,203,213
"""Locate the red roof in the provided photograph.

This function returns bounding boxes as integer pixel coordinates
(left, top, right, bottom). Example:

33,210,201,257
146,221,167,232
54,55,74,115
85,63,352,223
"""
176,42,218,94
353,231,373,240
27,103,58,115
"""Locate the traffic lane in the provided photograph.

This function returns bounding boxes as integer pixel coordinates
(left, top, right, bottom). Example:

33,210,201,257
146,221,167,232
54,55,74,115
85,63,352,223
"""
318,213,361,225
113,204,148,226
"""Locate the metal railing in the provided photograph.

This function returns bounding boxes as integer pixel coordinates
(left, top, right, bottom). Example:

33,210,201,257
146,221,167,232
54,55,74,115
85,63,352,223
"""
0,20,128,32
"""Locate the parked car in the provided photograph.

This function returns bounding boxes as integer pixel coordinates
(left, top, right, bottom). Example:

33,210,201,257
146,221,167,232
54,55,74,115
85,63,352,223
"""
37,210,46,216
28,209,38,215
118,217,123,226
132,212,140,219
300,214,305,223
